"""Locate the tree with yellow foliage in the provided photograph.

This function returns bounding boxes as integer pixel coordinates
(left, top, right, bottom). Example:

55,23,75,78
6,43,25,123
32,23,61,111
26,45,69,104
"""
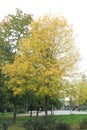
3,14,79,118
75,75,87,107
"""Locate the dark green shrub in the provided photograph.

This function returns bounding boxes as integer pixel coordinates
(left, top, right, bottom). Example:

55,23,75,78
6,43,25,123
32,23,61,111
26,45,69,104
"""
80,118,87,129
23,118,34,130
56,121,71,130
23,116,57,130
33,117,46,130
23,116,72,130
17,108,26,113
42,115,56,130
2,121,12,130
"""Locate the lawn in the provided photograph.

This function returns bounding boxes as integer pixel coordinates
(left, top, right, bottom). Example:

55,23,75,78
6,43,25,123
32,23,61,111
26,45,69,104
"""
55,114,87,124
0,113,87,130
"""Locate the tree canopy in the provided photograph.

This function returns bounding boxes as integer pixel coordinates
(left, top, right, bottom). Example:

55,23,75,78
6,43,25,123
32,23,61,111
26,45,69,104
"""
3,14,79,99
0,8,33,64
75,75,87,105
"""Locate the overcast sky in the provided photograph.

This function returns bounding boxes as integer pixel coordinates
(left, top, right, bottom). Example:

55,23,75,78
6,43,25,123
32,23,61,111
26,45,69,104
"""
0,0,87,73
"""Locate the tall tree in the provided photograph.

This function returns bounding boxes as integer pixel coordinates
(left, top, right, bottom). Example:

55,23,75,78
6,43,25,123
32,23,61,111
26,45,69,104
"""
0,9,33,123
3,14,79,117
29,14,79,114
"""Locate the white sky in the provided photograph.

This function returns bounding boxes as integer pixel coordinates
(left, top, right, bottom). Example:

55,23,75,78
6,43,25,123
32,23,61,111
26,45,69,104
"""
0,0,87,73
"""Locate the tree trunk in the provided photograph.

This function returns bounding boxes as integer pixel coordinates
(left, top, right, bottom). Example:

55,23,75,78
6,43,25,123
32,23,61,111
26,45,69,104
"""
45,96,48,115
13,99,17,123
30,103,33,117
51,104,52,115
51,104,54,115
30,110,32,117
36,107,39,116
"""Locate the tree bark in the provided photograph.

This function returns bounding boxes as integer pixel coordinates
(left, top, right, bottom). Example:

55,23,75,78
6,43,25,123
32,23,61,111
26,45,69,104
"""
13,99,17,123
45,96,48,115
30,103,33,117
36,107,39,116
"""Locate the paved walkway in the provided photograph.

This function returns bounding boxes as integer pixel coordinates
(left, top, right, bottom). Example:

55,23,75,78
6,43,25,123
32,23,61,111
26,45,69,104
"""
53,110,87,115
17,110,87,116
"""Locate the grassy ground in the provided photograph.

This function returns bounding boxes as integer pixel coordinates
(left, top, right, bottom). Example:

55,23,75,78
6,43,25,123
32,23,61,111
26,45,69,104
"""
55,114,87,124
0,113,87,129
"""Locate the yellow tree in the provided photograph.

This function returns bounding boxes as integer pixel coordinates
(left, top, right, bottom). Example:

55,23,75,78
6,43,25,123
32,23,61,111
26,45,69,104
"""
3,14,79,116
75,76,87,107
29,14,79,114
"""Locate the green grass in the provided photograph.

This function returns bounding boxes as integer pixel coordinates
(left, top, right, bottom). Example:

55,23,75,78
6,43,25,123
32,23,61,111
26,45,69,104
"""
8,124,25,130
55,114,87,124
0,113,87,130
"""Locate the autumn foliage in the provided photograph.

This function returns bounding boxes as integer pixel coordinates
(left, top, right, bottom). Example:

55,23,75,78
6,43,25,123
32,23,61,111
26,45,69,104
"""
2,14,79,116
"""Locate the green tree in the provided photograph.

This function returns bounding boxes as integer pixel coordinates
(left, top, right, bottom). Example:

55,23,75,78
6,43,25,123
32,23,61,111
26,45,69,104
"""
0,8,33,64
0,69,8,112
0,9,33,123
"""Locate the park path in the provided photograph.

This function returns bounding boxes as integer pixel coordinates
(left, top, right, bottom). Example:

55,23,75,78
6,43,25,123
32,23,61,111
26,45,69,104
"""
17,110,87,117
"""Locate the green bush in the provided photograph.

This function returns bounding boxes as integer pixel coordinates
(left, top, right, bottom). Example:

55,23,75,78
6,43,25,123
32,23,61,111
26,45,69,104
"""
56,121,71,130
33,117,46,130
23,118,34,130
80,118,87,129
42,116,56,130
2,120,12,130
23,116,72,130
17,108,26,113
23,116,56,130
